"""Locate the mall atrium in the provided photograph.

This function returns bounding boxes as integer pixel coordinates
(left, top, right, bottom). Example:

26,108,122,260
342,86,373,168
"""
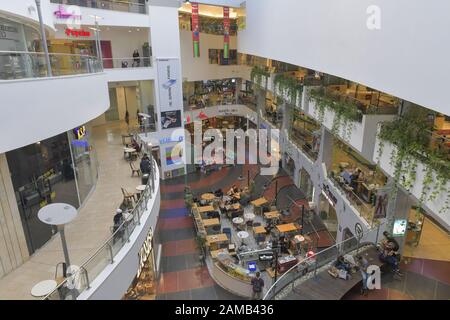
0,0,449,301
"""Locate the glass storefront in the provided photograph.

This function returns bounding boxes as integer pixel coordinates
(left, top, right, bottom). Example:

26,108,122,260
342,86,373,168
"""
6,126,98,254
319,193,338,240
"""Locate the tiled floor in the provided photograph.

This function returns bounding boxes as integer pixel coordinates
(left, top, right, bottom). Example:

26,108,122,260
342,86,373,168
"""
0,120,144,299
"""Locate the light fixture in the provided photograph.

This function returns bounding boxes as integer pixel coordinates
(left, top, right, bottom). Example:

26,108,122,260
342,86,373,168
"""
136,28,140,31
128,30,132,33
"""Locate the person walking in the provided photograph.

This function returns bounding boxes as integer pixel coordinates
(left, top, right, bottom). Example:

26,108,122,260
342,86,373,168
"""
125,110,130,130
251,272,264,300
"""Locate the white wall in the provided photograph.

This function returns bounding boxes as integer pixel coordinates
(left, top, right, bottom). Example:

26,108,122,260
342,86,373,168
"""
180,30,251,81
239,0,450,116
0,0,55,30
50,3,150,28
374,134,450,230
0,73,109,153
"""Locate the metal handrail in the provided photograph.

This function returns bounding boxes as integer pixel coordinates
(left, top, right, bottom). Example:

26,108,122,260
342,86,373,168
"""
262,222,384,300
42,156,157,300
51,0,147,13
0,50,97,58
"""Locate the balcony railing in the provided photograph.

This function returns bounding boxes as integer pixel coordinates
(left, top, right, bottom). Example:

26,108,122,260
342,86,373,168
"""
0,51,102,80
288,129,320,162
43,145,157,300
263,222,384,300
51,0,147,14
102,57,152,69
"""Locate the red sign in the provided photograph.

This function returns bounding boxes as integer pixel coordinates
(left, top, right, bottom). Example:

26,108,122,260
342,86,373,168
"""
223,7,230,59
65,28,91,38
191,3,200,57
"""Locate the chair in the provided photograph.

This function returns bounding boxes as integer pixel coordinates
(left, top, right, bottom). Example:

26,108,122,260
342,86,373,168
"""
129,162,141,177
253,222,262,227
121,187,137,204
222,227,232,240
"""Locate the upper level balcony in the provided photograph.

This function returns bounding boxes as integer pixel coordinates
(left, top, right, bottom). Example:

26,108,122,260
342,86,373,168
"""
51,0,147,14
0,51,108,153
288,110,321,162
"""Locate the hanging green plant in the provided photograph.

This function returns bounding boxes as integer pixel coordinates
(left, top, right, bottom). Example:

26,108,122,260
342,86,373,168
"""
308,87,361,142
377,109,450,214
273,73,303,107
250,65,270,88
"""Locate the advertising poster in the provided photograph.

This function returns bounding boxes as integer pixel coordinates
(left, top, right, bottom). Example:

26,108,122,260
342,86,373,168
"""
156,58,182,112
223,7,230,59
165,146,183,166
161,110,182,129
192,3,200,57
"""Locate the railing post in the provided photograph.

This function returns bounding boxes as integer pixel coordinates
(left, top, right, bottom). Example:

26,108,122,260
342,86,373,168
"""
82,267,90,290
313,258,319,278
108,243,114,263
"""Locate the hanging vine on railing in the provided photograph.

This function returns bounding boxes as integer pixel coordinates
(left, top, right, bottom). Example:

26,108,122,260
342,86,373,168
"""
250,65,270,88
377,110,450,214
273,73,303,107
307,87,361,142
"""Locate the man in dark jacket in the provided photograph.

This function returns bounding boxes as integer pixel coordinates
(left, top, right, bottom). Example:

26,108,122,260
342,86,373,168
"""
140,154,151,174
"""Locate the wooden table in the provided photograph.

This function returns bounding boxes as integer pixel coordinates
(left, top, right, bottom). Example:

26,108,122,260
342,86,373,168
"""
253,226,266,234
197,205,215,213
225,203,241,211
264,211,281,219
251,197,268,207
202,218,220,227
210,248,229,259
201,193,216,201
276,223,300,233
206,234,229,249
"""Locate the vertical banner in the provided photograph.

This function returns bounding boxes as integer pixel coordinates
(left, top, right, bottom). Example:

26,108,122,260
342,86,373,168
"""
223,6,230,59
191,3,200,58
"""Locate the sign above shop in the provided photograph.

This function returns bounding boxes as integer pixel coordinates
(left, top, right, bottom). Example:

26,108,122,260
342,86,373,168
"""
65,28,90,38
73,126,86,140
159,136,183,145
54,5,82,20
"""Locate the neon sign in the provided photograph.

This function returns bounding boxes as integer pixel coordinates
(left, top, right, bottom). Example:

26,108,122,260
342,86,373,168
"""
65,28,91,38
73,126,86,140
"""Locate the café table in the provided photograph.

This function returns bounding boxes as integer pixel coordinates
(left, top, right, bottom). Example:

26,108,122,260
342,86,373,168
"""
201,193,216,201
202,218,220,228
244,212,255,221
253,226,266,234
197,205,215,213
123,147,136,160
264,211,280,220
276,223,300,233
237,231,249,240
206,233,229,250
251,197,268,207
136,185,146,193
232,217,244,225
31,280,57,298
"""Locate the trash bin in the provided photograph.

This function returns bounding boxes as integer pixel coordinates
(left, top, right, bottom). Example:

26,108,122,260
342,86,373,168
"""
141,174,149,185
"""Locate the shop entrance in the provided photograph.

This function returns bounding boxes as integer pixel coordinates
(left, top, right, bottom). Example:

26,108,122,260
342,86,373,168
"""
319,193,338,240
298,168,314,202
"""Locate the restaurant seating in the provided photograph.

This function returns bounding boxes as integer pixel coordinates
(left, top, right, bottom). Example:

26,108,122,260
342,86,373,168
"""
129,162,141,177
121,187,137,204
222,228,232,240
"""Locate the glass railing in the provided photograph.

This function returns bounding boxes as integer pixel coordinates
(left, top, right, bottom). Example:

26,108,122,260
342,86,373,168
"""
0,51,102,80
327,171,377,226
288,129,320,162
51,0,147,14
43,147,157,300
263,222,384,300
102,57,152,69
184,91,237,110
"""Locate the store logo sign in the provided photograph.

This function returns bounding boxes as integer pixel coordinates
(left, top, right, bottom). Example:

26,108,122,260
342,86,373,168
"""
137,228,153,278
160,136,183,145
65,28,90,38
54,5,82,20
73,126,86,140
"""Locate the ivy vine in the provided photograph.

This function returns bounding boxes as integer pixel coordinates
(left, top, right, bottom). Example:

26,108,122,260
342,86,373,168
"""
307,87,362,142
250,65,270,88
273,73,303,107
377,109,450,215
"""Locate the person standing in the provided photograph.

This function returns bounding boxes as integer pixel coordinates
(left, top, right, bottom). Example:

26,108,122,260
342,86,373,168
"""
132,49,140,67
125,110,130,130
357,255,369,296
251,272,264,300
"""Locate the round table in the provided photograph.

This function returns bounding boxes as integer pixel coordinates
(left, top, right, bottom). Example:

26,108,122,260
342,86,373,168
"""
201,193,216,201
237,231,249,240
136,185,146,192
124,147,136,159
232,217,244,225
244,213,255,221
31,280,57,297
38,203,77,226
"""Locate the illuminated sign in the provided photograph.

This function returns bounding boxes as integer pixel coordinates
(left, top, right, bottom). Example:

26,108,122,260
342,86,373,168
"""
137,228,153,278
393,219,407,236
248,261,257,272
159,136,183,145
54,5,82,19
73,126,86,140
65,28,91,38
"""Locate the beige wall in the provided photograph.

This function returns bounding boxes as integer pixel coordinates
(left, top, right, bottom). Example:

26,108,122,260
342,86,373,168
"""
0,153,29,278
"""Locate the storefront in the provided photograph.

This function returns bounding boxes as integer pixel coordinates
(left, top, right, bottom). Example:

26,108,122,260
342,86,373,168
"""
123,228,157,300
299,168,314,202
319,187,338,240
5,124,98,254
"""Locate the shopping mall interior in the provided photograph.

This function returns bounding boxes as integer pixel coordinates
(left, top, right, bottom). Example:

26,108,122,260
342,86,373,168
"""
0,0,449,303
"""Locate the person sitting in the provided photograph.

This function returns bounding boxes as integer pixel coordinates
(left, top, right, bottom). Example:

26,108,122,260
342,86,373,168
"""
214,189,223,197
130,139,140,151
335,255,351,273
350,169,362,189
379,231,402,275
140,154,151,174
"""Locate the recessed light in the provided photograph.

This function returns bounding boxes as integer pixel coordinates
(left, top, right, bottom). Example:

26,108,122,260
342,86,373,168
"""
128,30,132,32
